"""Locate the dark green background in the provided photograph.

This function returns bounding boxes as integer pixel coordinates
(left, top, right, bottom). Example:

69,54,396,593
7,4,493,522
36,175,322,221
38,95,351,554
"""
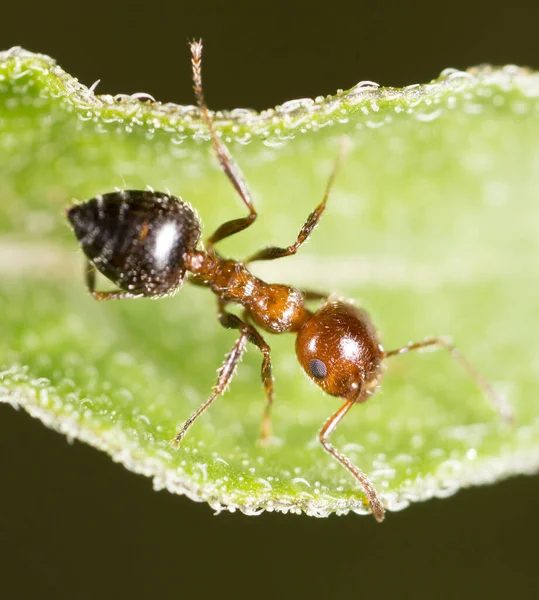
1,1,538,598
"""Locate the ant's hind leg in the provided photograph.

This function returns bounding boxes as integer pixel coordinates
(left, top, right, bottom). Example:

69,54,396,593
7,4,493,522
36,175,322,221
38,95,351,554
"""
189,40,257,250
246,138,349,264
300,290,329,302
383,337,513,424
85,260,141,301
319,397,385,522
218,308,274,442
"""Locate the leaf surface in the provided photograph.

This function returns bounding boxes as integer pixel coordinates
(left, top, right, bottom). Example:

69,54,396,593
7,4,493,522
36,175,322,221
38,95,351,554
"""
1,49,538,517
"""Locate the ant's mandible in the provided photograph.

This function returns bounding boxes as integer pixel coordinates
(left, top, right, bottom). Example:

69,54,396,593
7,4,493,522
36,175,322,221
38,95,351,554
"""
66,40,512,522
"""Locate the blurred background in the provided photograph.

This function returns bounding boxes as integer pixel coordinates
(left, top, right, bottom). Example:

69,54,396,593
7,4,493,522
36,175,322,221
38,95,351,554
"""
1,0,538,598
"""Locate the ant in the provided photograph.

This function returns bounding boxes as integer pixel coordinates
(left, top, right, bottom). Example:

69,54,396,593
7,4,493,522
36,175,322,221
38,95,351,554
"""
66,40,512,522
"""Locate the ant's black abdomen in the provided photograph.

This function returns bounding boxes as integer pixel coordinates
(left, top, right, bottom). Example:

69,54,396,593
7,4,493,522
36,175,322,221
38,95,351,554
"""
67,190,201,297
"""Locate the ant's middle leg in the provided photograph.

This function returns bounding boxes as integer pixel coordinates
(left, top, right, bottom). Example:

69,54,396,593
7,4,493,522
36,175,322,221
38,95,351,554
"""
246,138,349,264
218,306,275,442
173,301,273,445
172,328,249,446
189,40,257,250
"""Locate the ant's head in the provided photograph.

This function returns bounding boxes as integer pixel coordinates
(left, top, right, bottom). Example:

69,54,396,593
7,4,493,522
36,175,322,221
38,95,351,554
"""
67,190,201,297
296,301,384,400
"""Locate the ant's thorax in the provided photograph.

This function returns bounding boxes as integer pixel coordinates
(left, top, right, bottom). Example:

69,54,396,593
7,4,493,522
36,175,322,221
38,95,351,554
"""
185,250,313,334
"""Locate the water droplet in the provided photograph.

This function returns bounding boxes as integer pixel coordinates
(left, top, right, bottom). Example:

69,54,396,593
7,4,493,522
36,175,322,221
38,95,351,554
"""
415,108,442,122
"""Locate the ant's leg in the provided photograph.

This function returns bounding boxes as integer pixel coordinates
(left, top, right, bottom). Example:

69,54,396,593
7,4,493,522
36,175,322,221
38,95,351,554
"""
173,307,274,445
383,337,513,424
300,290,329,302
172,330,249,446
246,138,349,264
190,40,257,250
218,308,274,442
319,397,385,522
85,260,142,300
187,274,210,288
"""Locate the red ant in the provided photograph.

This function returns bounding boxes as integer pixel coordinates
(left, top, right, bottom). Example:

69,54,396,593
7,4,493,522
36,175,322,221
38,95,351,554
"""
67,40,512,522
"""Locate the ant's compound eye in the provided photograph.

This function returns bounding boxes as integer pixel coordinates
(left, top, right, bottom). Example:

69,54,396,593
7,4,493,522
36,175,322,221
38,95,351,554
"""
309,358,327,379
296,301,383,398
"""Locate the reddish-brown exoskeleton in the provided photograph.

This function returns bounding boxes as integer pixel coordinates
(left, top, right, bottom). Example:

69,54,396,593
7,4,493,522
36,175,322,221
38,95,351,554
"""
67,41,512,522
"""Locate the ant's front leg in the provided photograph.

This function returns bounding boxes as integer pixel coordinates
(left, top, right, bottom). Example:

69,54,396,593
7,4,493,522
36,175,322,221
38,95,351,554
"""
383,337,513,424
319,395,385,522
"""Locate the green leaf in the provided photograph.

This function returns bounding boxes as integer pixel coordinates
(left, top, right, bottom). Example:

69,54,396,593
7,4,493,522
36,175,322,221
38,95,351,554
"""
1,48,538,519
